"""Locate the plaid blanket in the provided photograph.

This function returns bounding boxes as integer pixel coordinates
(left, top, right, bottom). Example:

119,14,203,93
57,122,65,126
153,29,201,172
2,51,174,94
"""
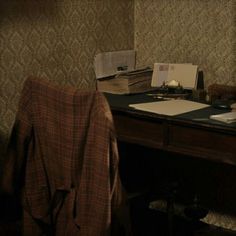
2,77,123,236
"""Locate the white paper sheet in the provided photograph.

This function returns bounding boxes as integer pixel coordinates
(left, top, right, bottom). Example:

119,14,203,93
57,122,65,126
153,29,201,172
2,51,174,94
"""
129,99,209,116
151,63,168,87
94,50,135,79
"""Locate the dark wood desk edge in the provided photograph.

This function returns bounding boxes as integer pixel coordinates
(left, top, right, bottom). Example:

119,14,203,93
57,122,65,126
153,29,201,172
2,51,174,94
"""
110,106,236,167
110,106,236,135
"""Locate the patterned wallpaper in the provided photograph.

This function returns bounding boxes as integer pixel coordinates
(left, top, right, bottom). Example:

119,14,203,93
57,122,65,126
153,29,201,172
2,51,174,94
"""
2,0,235,149
134,0,236,88
134,1,236,227
0,0,134,155
0,0,236,230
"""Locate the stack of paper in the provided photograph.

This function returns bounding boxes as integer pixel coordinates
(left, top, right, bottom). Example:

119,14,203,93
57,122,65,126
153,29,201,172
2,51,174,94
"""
96,68,155,94
151,63,198,89
210,111,236,124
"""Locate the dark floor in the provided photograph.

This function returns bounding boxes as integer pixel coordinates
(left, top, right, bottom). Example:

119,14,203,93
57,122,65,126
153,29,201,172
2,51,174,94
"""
118,141,236,213
118,141,236,236
0,193,22,235
0,222,21,236
129,195,236,236
0,194,236,236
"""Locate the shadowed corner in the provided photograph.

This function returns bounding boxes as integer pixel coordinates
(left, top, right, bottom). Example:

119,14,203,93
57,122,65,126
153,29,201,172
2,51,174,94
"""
0,130,7,182
0,130,22,235
0,0,58,21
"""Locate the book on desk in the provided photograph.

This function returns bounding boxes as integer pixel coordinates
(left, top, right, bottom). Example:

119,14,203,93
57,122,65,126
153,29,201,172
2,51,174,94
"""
96,68,156,94
94,50,156,94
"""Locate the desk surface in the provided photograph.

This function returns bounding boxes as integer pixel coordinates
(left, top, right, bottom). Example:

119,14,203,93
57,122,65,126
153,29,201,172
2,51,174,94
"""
105,93,236,166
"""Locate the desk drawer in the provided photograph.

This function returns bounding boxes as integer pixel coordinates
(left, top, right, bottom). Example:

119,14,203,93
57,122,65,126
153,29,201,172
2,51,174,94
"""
113,114,165,149
168,124,236,165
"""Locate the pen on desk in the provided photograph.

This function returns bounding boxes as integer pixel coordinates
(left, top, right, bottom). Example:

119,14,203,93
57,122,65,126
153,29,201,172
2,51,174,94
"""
192,118,209,121
146,93,163,96
157,97,173,100
146,94,173,100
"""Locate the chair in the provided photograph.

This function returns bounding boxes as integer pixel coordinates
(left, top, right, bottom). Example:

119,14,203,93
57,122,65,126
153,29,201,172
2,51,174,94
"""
1,77,128,236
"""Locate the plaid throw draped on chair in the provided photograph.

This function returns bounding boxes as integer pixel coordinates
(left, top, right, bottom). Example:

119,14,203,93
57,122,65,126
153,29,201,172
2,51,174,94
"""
1,77,125,236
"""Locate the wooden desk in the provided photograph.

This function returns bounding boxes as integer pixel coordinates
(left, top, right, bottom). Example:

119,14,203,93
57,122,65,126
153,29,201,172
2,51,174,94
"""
105,93,236,166
106,93,236,234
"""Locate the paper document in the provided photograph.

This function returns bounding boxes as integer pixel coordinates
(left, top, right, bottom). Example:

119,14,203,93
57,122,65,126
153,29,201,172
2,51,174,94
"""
210,111,236,124
94,50,135,79
151,63,169,87
151,63,198,89
129,99,209,116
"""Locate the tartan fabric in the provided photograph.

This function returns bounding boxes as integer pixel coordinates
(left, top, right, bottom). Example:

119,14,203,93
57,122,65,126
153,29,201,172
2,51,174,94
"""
1,77,123,235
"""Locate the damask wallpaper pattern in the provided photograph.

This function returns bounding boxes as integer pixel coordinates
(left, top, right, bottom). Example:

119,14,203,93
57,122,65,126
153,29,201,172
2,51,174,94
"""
0,0,236,231
135,0,236,88
1,0,235,152
0,0,134,154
